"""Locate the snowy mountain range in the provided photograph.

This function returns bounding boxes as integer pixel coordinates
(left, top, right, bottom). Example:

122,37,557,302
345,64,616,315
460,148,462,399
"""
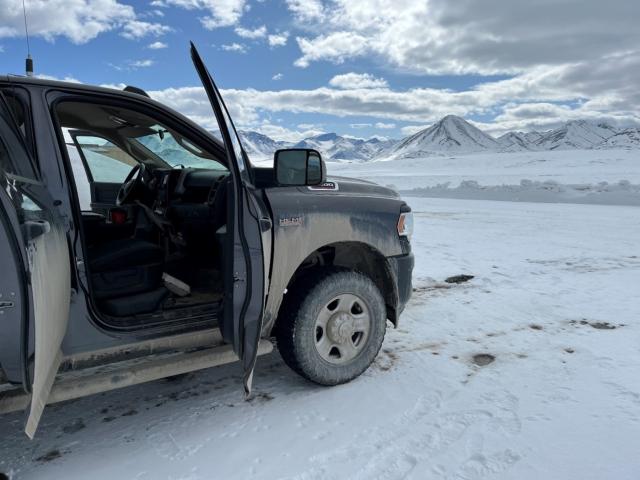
238,116,640,162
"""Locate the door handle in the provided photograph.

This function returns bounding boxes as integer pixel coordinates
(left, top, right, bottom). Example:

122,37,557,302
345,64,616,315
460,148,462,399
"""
259,217,272,232
22,220,51,241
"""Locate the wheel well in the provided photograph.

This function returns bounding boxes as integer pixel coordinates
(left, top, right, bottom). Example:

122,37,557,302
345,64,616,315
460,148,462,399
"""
279,242,398,328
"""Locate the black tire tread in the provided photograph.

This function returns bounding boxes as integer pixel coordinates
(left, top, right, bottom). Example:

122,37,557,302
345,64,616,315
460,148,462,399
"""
275,267,386,385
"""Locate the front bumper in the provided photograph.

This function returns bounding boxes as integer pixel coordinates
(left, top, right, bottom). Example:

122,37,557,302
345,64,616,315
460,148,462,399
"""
389,248,414,318
395,252,414,313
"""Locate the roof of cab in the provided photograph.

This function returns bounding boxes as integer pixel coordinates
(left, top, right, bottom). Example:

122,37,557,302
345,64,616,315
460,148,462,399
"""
3,74,151,100
2,74,226,152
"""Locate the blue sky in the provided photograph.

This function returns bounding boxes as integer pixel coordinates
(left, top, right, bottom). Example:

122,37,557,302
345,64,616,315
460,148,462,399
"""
1,0,638,141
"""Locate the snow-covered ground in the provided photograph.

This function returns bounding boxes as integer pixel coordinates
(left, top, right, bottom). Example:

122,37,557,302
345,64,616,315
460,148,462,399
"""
2,149,640,479
329,149,640,191
2,195,639,479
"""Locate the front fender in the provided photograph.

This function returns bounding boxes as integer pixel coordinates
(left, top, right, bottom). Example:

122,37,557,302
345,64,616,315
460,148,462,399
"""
262,186,405,334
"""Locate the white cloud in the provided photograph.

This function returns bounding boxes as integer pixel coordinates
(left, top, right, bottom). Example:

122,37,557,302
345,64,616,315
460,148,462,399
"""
272,73,283,81
375,122,396,129
297,123,319,130
35,73,81,83
329,73,388,89
148,41,168,49
156,0,246,29
149,61,640,136
0,0,172,44
268,32,289,47
235,25,267,39
400,125,428,136
221,43,248,54
130,59,155,68
121,20,172,39
254,121,325,142
350,123,371,129
285,0,324,22
295,32,369,68
288,0,640,75
0,45,4,53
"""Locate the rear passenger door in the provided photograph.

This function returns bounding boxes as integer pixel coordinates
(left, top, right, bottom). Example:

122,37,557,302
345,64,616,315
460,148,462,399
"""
0,92,71,438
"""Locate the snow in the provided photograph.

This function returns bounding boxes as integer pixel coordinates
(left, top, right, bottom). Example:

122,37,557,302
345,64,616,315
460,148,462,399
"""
2,148,640,479
2,196,639,479
329,149,640,191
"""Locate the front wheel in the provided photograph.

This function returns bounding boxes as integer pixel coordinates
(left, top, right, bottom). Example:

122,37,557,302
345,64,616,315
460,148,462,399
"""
275,269,387,385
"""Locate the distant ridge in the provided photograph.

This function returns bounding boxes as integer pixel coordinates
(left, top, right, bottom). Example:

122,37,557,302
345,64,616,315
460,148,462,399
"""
238,117,640,162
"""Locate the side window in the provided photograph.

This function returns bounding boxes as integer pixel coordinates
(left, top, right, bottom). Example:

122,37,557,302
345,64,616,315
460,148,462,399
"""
73,135,136,183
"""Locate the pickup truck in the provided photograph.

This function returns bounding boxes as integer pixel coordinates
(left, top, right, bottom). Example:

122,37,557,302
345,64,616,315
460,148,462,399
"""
0,44,414,438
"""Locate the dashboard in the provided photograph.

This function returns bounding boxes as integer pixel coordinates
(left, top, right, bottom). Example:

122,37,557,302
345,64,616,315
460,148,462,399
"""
148,168,229,213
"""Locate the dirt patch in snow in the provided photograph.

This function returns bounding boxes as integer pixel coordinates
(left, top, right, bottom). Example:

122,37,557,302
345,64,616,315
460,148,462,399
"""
248,392,274,404
445,274,475,284
570,319,623,330
374,349,399,371
529,324,544,331
472,354,496,366
35,449,62,463
62,418,85,434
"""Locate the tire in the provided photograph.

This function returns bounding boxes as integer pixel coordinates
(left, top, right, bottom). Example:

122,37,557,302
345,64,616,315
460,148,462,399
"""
275,268,387,386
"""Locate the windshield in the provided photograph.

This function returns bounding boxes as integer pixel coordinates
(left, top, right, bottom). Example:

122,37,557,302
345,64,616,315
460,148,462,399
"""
135,126,227,170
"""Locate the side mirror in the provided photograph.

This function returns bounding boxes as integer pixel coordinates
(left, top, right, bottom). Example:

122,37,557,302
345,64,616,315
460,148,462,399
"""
274,149,326,186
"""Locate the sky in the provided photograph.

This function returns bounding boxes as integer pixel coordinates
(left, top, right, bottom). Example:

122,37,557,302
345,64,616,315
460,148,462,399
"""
0,0,639,141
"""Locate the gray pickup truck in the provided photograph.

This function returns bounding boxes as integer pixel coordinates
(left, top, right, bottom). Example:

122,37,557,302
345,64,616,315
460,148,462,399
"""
0,45,414,437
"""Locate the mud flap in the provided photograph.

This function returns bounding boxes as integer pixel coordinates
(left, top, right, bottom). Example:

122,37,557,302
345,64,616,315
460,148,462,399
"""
24,228,71,438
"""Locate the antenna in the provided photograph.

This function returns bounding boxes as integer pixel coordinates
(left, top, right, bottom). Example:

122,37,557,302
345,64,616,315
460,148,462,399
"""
22,0,33,77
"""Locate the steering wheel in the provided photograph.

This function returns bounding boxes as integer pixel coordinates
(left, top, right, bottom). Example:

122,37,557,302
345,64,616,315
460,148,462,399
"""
116,163,144,206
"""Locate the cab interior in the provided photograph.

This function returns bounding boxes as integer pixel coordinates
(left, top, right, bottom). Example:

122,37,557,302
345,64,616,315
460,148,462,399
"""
55,99,233,328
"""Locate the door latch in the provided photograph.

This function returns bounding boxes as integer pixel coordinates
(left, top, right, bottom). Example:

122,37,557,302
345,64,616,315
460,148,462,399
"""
0,301,15,309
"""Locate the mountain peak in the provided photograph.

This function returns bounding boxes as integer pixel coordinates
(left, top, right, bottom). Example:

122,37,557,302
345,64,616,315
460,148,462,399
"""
536,120,618,150
390,115,499,158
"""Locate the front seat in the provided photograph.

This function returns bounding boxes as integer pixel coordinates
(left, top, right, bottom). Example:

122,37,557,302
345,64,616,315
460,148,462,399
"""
88,238,167,316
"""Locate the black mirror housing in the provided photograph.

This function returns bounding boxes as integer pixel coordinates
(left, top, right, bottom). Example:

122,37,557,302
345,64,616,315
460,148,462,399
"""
274,148,326,186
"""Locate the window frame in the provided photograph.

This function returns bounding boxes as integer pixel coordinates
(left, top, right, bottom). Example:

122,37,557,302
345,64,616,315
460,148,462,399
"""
67,129,139,185
0,89,40,181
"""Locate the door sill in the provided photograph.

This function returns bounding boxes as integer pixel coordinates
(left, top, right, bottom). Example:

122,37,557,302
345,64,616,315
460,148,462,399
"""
0,339,273,415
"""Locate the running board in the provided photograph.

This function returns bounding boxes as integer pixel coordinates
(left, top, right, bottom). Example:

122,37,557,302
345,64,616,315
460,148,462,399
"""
0,339,273,415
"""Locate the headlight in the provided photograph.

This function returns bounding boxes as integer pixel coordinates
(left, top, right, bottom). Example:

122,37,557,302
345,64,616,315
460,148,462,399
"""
397,211,413,238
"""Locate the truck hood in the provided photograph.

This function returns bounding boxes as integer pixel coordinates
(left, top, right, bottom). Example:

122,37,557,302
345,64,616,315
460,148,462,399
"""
326,175,400,199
